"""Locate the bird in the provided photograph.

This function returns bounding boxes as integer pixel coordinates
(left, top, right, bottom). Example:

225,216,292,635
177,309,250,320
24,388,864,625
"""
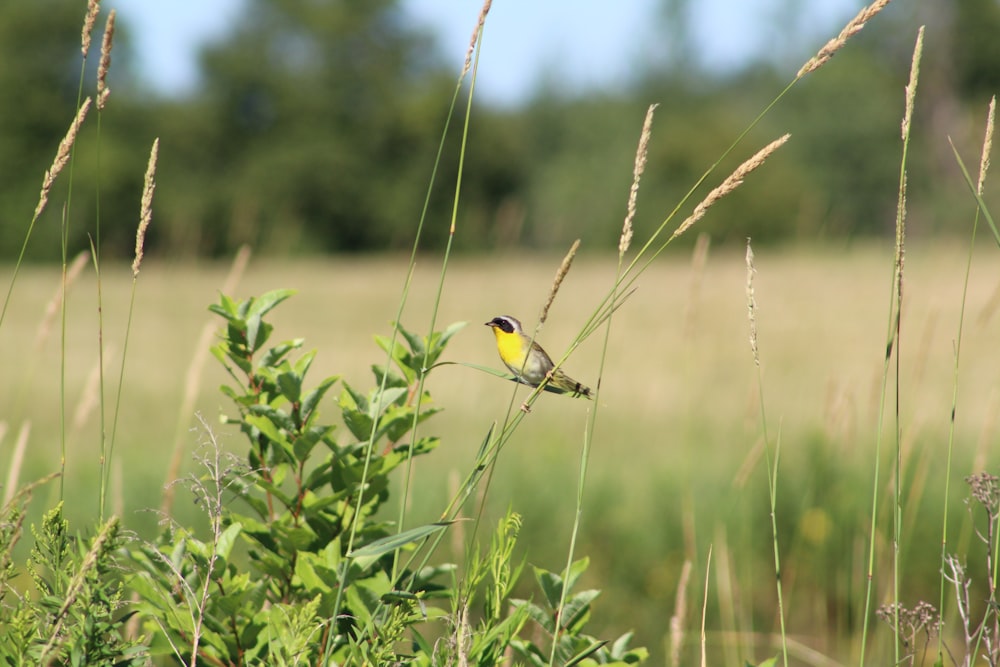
484,315,591,398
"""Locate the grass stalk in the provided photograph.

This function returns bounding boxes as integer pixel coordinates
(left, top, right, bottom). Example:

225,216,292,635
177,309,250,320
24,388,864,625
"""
670,559,693,667
93,10,116,520
327,1,492,652
859,25,922,664
937,95,995,660
548,103,657,666
745,240,789,666
2,422,32,507
103,138,157,520
55,1,102,502
701,545,713,667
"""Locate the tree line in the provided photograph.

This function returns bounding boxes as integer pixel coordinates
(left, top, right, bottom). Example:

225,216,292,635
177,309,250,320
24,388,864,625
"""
3,0,998,261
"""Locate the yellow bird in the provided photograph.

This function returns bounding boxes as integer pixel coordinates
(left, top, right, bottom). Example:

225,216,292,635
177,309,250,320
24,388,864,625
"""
485,315,591,398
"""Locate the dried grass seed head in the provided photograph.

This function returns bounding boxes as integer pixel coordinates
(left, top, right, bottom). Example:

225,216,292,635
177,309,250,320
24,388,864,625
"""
620,104,658,256
540,239,580,324
81,0,100,56
672,134,790,241
978,96,996,194
97,10,116,110
133,138,160,277
34,98,92,222
463,0,493,76
797,0,892,78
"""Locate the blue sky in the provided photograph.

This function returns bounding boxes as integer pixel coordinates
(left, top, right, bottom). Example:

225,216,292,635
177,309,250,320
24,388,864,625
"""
105,0,859,105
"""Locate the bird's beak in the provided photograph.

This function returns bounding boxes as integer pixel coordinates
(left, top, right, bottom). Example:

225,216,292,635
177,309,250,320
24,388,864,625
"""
484,321,492,327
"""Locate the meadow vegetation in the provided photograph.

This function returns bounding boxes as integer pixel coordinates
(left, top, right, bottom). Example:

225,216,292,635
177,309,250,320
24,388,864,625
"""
2,0,1000,665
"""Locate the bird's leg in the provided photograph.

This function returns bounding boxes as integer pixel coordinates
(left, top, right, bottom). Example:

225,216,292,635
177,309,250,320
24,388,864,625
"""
520,402,531,413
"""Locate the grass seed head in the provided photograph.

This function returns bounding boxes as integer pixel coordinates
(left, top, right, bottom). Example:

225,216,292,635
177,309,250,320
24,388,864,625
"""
133,138,160,277
620,104,658,256
81,0,100,57
540,238,580,324
797,0,892,78
97,10,116,110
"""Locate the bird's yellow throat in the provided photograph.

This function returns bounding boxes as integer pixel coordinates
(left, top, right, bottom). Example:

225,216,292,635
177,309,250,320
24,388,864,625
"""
491,327,527,367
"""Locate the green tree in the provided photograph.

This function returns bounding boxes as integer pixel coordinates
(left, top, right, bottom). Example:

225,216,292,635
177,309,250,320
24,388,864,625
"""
0,0,84,258
154,0,462,255
951,0,1000,102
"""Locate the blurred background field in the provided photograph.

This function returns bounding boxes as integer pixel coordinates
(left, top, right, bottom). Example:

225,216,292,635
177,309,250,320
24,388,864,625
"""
5,241,1000,661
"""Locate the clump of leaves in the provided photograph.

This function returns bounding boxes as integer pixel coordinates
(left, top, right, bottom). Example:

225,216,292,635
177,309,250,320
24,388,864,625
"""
511,557,649,666
0,495,145,666
129,290,459,664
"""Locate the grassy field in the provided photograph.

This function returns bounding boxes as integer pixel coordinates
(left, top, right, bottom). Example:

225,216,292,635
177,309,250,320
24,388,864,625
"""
4,241,1000,663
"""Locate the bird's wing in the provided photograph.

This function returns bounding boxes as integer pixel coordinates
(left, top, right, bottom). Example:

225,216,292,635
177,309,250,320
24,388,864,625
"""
530,341,555,373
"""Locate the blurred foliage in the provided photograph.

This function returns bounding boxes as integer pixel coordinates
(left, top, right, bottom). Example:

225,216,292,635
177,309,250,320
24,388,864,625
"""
3,0,999,260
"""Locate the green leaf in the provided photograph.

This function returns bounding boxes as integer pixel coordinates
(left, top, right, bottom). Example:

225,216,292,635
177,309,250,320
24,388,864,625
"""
292,427,330,460
562,589,600,632
209,293,240,319
348,522,450,571
370,386,409,415
425,321,466,367
261,340,303,367
534,566,564,610
247,288,297,319
245,414,293,457
294,555,334,594
277,370,303,403
246,312,263,353
370,364,408,390
565,557,590,593
397,324,425,358
216,522,243,561
565,641,607,666
340,387,373,441
302,375,340,418
510,598,554,635
609,631,635,659
249,404,296,432
293,348,317,375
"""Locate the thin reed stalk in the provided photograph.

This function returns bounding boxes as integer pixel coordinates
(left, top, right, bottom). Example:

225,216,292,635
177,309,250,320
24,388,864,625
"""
937,95,995,661
548,103,658,667
701,546,713,667
102,138,157,519
2,423,32,506
326,1,493,655
745,240,789,666
859,26,923,664
91,11,116,519
670,560,693,667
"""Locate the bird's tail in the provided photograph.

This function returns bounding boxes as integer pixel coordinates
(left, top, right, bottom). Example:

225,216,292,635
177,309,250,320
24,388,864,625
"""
548,369,592,399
